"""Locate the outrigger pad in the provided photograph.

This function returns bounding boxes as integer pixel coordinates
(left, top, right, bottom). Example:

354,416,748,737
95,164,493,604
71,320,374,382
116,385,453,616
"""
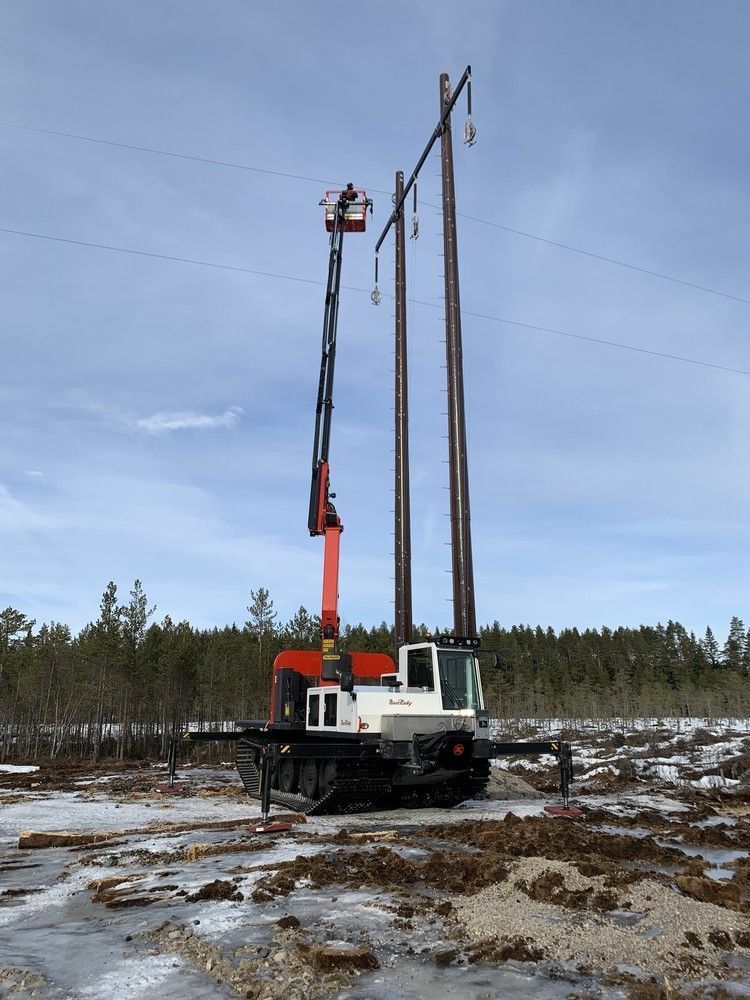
248,821,294,835
544,805,583,818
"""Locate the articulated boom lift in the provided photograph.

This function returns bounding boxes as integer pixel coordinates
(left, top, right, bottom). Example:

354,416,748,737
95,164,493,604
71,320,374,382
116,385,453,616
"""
307,188,371,686
177,70,575,821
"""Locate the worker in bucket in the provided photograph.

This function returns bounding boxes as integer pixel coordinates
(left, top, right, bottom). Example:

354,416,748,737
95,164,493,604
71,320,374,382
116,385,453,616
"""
339,182,357,219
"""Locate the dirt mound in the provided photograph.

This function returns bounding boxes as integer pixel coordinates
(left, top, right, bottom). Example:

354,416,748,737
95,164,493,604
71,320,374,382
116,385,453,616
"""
0,759,156,793
483,771,544,800
675,875,745,913
151,919,373,999
423,814,688,878
433,949,458,966
584,806,750,849
186,879,243,902
296,944,378,973
467,936,543,963
251,845,509,902
517,868,618,911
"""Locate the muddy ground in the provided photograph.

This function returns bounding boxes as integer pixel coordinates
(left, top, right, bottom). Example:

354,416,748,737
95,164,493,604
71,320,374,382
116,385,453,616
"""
2,721,750,999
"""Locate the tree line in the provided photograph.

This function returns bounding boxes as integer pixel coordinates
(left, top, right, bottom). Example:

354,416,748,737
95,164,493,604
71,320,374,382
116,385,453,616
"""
1,581,749,761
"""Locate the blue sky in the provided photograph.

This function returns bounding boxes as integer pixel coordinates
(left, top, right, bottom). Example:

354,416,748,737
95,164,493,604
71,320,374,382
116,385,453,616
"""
1,1,748,637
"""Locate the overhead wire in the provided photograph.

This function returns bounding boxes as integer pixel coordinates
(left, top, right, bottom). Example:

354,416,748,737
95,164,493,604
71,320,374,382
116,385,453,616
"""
2,119,748,307
1,223,747,378
0,120,345,189
0,225,327,287
450,213,750,308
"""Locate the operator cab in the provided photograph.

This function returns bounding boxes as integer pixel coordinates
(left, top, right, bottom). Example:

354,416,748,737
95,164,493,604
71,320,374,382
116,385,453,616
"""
400,638,484,711
323,189,370,232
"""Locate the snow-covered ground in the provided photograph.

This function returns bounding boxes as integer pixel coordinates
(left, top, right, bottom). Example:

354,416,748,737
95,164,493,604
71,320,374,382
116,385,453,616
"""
1,721,749,999
492,717,750,793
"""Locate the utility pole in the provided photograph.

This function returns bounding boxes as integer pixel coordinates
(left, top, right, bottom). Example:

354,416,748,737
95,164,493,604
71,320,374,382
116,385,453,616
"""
394,170,412,648
372,66,475,639
440,72,476,637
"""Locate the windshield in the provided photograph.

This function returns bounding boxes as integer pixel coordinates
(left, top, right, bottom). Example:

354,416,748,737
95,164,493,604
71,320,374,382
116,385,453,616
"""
437,650,481,710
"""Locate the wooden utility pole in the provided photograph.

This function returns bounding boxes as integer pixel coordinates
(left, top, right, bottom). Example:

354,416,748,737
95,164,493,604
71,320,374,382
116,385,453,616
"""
374,66,475,639
394,170,412,648
440,72,476,637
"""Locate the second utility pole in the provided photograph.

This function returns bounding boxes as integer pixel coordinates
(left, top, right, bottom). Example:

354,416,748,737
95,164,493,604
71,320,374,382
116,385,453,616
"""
440,72,476,637
394,170,413,648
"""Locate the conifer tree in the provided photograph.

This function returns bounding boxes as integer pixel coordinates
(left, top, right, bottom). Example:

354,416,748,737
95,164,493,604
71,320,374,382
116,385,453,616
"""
723,617,746,672
702,626,719,667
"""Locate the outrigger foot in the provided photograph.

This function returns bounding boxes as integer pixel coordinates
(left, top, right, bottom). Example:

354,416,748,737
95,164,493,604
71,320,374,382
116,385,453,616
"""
248,821,294,834
544,804,583,818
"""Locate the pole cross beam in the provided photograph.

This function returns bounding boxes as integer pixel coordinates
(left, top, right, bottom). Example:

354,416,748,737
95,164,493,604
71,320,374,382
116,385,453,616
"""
374,65,472,256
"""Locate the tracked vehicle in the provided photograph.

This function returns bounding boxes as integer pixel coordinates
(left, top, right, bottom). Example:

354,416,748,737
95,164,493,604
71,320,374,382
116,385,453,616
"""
234,635,495,814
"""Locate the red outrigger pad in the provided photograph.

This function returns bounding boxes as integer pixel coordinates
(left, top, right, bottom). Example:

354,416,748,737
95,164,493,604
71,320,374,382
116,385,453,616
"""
248,821,293,835
544,805,583,818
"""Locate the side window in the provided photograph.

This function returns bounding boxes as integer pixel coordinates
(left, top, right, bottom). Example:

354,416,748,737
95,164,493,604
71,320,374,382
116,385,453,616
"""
324,692,337,727
407,648,434,690
308,693,320,727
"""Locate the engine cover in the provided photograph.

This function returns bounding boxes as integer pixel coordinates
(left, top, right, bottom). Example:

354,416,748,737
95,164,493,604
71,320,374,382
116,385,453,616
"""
380,713,475,741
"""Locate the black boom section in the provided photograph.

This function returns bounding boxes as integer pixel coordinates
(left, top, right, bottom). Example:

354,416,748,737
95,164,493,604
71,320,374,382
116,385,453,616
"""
308,204,346,535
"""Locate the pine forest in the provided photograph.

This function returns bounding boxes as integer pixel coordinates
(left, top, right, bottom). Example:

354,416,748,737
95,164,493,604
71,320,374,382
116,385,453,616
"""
1,581,749,762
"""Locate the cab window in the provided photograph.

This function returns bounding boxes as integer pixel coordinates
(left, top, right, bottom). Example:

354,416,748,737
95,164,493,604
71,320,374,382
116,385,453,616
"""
324,692,337,727
407,648,434,690
437,651,480,710
308,693,320,726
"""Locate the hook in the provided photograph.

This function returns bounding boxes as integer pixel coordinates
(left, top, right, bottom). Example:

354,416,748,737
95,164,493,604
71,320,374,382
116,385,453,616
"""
464,77,476,146
371,255,382,305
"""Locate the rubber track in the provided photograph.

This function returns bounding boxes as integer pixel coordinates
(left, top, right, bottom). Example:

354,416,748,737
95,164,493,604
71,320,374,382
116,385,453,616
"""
237,741,391,815
237,739,488,815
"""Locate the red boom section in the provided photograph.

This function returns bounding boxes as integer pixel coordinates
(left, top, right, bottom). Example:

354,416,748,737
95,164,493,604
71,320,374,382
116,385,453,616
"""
321,522,341,635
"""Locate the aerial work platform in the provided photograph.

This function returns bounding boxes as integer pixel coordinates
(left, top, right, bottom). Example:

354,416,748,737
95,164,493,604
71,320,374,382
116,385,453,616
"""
323,189,370,232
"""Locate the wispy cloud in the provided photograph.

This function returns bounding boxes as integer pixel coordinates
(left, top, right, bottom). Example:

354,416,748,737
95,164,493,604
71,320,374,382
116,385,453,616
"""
134,406,243,435
0,485,51,532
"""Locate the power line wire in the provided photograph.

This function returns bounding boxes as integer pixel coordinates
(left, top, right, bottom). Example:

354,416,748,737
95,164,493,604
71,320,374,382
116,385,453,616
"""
0,120,346,189
454,213,750,307
0,225,328,287
2,119,748,307
457,307,750,377
1,223,747,378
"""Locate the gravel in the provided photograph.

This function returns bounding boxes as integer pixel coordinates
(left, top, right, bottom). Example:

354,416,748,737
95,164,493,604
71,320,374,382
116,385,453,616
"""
452,855,749,977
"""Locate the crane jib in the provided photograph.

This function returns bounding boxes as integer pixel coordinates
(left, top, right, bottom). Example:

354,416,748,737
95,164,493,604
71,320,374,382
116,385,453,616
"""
308,206,345,537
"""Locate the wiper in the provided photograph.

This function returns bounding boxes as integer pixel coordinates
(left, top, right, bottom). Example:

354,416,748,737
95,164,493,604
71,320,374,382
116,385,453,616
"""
440,677,464,709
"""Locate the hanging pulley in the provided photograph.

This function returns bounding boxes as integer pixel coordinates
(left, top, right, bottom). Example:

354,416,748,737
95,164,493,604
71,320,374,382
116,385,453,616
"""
371,254,382,305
